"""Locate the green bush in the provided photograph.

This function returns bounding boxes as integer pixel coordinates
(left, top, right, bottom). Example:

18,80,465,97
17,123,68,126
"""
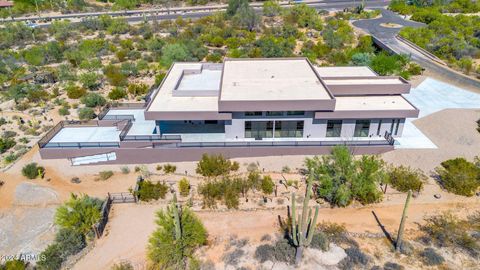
58,106,70,116
387,165,427,192
198,177,246,209
21,162,45,179
99,170,114,180
78,107,96,120
148,203,207,268
436,158,480,196
54,194,103,235
163,164,177,174
420,247,444,266
178,178,190,197
306,146,385,207
37,244,63,270
108,87,127,100
261,175,275,195
0,138,16,153
65,84,87,99
137,180,169,202
196,154,239,177
54,228,86,259
81,93,106,108
111,262,134,270
0,259,27,270
310,232,329,251
127,83,149,96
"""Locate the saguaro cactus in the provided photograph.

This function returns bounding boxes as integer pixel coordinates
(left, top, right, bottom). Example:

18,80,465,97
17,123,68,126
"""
171,193,182,240
291,174,319,266
396,190,412,252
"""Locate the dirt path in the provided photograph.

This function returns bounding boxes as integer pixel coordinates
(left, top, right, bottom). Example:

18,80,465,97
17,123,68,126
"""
73,199,480,270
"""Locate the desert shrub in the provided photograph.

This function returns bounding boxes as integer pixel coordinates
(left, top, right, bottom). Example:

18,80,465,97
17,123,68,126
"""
137,180,169,201
260,175,275,195
383,262,405,270
58,106,70,116
273,238,296,264
436,157,480,196
0,138,16,153
420,247,445,266
163,164,177,174
55,194,103,235
21,162,45,179
148,204,207,268
55,228,86,259
37,244,63,270
254,244,276,263
120,166,130,174
196,154,239,177
127,83,149,96
78,107,96,120
387,165,427,192
339,247,370,269
197,177,245,209
223,248,244,266
421,212,479,256
99,170,114,180
156,165,162,171
65,84,87,99
111,262,133,270
281,165,291,173
108,87,127,100
306,146,385,207
81,93,106,108
318,222,358,247
310,232,329,251
0,259,27,270
178,178,190,197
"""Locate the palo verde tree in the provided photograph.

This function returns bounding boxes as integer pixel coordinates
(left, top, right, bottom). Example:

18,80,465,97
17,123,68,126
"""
290,174,319,266
148,193,207,269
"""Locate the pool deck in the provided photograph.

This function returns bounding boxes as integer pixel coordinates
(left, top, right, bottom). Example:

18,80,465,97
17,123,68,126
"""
49,127,120,143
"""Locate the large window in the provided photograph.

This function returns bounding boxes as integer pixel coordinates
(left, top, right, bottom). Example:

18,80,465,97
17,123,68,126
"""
245,121,273,139
246,120,303,139
286,111,305,116
275,121,304,138
354,120,371,137
326,120,342,137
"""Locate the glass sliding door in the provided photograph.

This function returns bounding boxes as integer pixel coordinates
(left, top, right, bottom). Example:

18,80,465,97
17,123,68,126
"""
274,121,304,138
354,120,371,137
245,121,273,139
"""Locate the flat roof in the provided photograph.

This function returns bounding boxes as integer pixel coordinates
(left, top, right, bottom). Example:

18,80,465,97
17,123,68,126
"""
220,58,332,101
315,66,377,77
334,95,416,111
176,68,222,91
147,63,221,112
49,127,120,143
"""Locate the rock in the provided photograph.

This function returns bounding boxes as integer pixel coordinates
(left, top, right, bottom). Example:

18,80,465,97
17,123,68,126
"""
272,262,291,270
262,260,274,269
434,194,441,199
304,244,347,266
0,100,15,111
71,177,81,184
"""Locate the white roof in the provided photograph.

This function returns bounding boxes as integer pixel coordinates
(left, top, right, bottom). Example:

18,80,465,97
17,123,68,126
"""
335,95,416,111
147,63,220,112
220,59,332,101
315,66,377,77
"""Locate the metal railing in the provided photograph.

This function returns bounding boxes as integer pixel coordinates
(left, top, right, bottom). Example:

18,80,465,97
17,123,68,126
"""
384,131,395,145
118,120,133,141
37,120,101,148
98,103,146,120
154,139,394,148
43,142,120,148
102,114,135,121
122,134,181,141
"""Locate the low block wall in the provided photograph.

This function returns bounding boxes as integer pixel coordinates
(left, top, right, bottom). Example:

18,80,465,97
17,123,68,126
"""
39,145,394,165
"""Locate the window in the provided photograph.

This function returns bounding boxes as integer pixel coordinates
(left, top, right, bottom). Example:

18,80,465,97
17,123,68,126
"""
286,111,305,116
204,120,218,124
245,111,262,117
245,121,273,139
266,111,283,116
326,120,342,137
275,121,304,138
354,120,371,137
376,119,383,136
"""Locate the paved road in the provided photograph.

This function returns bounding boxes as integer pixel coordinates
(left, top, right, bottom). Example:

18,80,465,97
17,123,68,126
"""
353,9,480,90
1,0,389,25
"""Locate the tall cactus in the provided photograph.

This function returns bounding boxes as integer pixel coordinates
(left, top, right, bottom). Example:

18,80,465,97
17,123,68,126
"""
291,174,319,266
171,193,182,241
396,190,412,252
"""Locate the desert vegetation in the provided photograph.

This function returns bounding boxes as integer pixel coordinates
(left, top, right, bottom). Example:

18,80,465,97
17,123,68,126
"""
435,157,480,196
391,0,480,77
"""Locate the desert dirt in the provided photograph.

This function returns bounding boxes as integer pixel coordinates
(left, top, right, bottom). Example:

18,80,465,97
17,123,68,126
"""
0,105,479,268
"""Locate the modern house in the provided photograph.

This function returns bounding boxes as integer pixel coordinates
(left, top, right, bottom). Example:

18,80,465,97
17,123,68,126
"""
38,58,419,165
